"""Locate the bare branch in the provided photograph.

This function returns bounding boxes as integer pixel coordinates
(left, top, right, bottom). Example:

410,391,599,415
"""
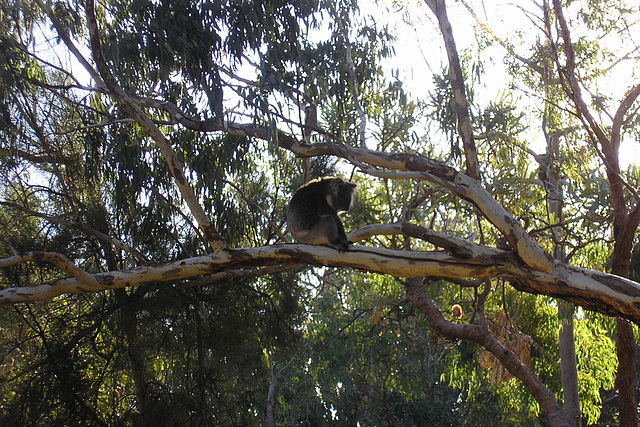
34,0,106,90
0,251,101,288
348,223,404,242
329,4,367,148
116,101,553,273
424,0,480,180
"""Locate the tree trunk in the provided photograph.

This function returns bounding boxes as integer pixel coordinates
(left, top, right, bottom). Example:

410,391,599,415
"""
98,212,152,422
616,318,636,427
558,300,580,426
266,362,277,427
613,244,638,427
543,120,580,426
548,1,640,421
116,289,152,418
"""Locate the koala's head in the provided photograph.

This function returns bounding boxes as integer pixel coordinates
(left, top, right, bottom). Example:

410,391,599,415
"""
328,178,357,212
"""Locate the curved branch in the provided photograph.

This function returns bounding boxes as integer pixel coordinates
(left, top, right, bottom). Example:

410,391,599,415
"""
196,109,551,271
115,85,556,273
612,84,640,156
114,99,554,273
0,252,101,288
404,277,570,426
348,223,404,242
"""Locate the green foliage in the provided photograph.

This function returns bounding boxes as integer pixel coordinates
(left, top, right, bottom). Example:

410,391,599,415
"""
574,316,617,424
300,273,468,426
1,0,640,426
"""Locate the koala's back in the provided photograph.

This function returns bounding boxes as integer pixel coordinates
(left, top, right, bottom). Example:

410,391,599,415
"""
287,179,334,232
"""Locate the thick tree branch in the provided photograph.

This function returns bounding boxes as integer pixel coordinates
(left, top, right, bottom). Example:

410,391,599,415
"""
2,243,640,324
124,94,555,273
0,252,101,288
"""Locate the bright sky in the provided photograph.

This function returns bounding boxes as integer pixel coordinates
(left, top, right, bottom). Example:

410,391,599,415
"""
367,0,640,168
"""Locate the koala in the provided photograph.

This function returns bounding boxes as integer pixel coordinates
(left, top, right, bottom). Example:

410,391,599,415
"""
287,177,357,251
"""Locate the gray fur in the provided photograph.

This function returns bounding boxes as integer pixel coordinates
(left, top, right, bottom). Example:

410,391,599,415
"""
287,177,357,251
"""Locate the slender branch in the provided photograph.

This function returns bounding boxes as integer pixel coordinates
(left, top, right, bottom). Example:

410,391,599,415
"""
348,223,404,242
404,278,570,427
611,83,640,182
34,0,106,90
0,201,149,264
0,236,18,256
330,4,367,148
84,0,225,252
424,0,480,180
223,180,289,243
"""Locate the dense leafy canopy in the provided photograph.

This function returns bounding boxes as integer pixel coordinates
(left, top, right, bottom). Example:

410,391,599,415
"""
1,0,640,426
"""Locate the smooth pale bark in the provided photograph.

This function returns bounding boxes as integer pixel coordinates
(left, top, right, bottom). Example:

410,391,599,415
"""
558,300,580,425
3,243,640,323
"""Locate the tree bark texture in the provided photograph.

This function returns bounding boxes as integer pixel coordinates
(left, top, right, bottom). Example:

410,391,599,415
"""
558,300,580,426
4,243,640,323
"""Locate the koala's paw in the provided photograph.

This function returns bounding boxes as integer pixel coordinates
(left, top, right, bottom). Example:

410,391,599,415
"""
334,241,350,252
